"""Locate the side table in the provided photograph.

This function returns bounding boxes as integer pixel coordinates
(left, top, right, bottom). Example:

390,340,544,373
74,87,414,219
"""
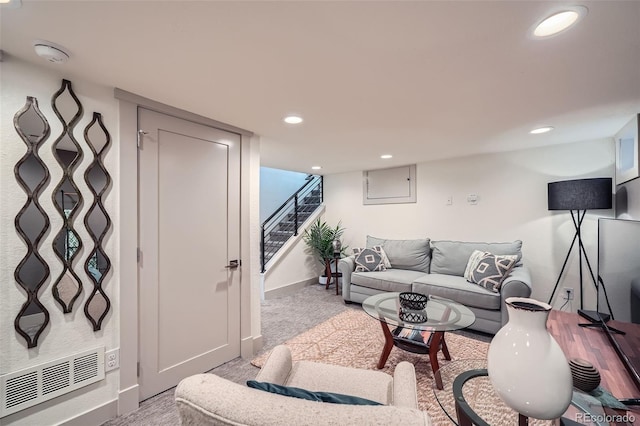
433,359,612,426
324,255,342,295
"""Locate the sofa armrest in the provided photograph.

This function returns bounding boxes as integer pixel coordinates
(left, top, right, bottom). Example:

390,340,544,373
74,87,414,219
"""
254,345,293,385
392,361,419,409
338,256,356,302
499,265,532,326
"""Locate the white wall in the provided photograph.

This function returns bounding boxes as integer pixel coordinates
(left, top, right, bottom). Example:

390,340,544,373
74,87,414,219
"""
263,229,322,294
322,139,615,312
1,59,119,424
260,167,309,223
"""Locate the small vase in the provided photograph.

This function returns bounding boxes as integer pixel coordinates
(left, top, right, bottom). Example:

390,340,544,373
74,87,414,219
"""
487,297,572,420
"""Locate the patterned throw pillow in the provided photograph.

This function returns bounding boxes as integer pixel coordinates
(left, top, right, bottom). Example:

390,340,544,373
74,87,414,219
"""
468,252,517,293
353,247,387,272
371,245,392,268
464,250,518,280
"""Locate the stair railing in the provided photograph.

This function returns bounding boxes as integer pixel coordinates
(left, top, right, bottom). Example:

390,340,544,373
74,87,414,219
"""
261,175,323,272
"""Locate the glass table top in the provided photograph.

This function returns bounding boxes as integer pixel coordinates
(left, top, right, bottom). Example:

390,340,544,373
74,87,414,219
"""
433,359,609,426
362,292,476,332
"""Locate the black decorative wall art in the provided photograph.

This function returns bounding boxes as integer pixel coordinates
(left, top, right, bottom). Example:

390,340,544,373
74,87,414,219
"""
13,96,51,348
51,79,85,313
83,112,112,331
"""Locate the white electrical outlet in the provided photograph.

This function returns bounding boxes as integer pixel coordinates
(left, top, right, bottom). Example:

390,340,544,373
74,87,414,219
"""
563,287,574,300
105,348,120,372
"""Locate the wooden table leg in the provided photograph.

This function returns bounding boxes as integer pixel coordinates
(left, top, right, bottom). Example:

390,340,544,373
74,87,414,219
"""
441,334,451,360
430,331,445,389
334,258,340,295
324,261,331,290
377,321,394,369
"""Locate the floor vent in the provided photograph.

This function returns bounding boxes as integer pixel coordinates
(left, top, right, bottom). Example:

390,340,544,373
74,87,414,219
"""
1,347,104,418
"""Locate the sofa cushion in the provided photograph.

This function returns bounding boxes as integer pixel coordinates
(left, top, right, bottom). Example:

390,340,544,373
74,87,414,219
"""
366,236,431,273
353,247,387,272
246,380,382,405
411,274,501,310
287,361,394,405
468,252,517,293
351,269,425,293
430,240,522,276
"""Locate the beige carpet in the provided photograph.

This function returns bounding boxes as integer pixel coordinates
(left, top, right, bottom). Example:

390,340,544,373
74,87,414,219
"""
252,309,556,425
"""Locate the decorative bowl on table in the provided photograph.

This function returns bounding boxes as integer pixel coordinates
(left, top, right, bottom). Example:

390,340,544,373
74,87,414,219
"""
398,292,428,310
398,309,428,323
569,358,601,392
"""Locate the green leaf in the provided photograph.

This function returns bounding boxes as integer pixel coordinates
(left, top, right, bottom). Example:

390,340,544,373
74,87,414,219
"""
302,218,348,266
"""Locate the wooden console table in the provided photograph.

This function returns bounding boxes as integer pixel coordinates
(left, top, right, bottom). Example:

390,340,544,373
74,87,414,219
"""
547,310,640,421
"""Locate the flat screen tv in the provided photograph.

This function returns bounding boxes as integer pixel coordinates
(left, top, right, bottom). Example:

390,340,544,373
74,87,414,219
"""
596,218,640,399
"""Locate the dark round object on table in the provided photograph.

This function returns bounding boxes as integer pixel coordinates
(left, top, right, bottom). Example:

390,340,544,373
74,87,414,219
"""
569,358,601,392
399,292,428,310
399,309,428,323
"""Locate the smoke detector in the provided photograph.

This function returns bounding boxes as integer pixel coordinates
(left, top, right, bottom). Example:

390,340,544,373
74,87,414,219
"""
33,40,70,64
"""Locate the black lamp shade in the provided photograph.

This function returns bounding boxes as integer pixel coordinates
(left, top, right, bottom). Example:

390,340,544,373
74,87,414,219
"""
548,178,612,211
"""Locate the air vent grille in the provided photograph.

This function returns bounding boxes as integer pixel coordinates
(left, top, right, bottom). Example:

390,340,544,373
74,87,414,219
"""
1,347,104,417
42,362,70,395
74,353,98,384
5,372,38,408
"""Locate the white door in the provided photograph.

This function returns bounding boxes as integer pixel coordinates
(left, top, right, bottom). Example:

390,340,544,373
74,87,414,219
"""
138,108,241,400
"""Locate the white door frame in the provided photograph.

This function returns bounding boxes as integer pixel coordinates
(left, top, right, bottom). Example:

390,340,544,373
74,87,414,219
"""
115,89,262,414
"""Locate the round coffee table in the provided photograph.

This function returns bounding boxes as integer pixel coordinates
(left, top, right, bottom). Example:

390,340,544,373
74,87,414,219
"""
362,292,475,389
433,359,609,426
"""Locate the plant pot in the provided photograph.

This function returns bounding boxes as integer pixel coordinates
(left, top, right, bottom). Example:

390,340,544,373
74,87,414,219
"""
319,273,342,286
487,297,572,420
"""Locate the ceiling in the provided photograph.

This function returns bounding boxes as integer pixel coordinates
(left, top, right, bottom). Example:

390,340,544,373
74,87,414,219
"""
2,1,639,175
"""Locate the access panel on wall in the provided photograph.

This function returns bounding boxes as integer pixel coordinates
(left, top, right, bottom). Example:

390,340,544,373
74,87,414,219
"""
363,164,416,205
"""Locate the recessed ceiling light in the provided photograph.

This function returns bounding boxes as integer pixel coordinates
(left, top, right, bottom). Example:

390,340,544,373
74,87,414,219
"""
0,0,21,8
311,166,322,170
532,6,587,38
380,154,393,159
283,115,303,124
530,126,554,134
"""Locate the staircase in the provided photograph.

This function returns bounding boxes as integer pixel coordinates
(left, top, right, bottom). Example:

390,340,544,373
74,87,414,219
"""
261,175,323,272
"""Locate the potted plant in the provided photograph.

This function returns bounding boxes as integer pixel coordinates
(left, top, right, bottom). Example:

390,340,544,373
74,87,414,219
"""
302,218,347,284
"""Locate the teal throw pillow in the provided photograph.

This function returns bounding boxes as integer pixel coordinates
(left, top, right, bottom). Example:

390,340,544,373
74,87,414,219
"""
246,380,382,405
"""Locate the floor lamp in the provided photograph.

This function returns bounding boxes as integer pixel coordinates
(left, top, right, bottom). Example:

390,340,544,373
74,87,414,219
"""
547,178,613,322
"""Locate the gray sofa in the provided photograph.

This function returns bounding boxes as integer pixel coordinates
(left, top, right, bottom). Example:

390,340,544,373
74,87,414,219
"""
339,236,532,334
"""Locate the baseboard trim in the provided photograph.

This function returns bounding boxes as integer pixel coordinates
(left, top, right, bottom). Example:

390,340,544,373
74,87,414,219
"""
118,384,140,416
252,334,264,354
264,278,317,300
241,335,255,359
60,399,118,426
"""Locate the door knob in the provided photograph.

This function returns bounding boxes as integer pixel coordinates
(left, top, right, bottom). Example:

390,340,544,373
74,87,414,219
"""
225,259,240,269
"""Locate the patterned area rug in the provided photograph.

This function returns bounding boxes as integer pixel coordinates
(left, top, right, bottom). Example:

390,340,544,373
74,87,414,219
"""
251,309,554,425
